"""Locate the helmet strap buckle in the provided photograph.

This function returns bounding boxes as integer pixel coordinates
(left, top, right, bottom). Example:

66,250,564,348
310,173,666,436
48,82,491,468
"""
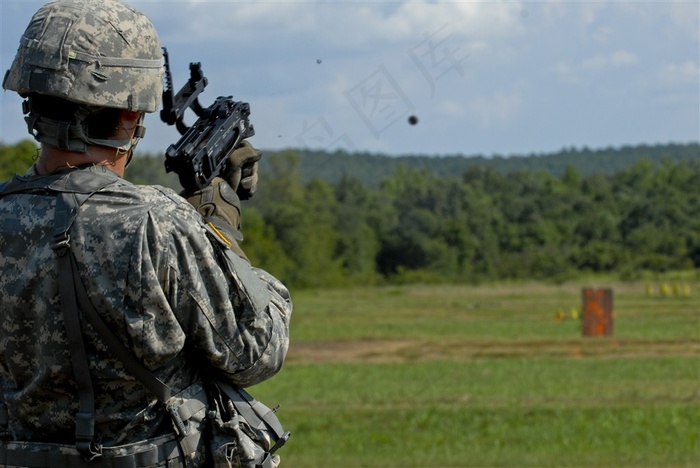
57,121,71,149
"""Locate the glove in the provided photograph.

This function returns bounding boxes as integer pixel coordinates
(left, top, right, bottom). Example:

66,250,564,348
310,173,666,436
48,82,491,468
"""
184,177,241,230
225,141,262,200
183,177,249,260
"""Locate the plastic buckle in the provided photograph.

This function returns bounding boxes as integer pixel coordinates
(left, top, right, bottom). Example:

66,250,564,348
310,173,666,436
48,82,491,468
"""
75,412,102,461
255,453,273,468
51,232,70,255
269,431,291,455
167,405,187,437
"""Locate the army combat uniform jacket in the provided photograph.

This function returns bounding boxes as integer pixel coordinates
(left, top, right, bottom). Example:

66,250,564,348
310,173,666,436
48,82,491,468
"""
0,165,291,447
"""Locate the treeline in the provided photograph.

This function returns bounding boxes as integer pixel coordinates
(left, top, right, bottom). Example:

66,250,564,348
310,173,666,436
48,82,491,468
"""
255,142,700,187
1,140,698,287
128,142,700,188
238,152,699,287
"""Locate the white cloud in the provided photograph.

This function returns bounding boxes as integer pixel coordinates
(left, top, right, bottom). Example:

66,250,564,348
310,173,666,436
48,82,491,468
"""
467,90,523,128
2,0,698,157
556,49,638,84
438,99,466,118
657,60,700,87
610,50,638,67
589,26,614,45
580,55,608,72
579,2,608,31
137,1,526,50
581,49,638,71
619,0,700,41
391,1,526,40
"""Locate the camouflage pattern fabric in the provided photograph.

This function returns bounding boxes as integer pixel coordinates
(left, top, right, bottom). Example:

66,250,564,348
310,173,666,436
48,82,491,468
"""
0,165,292,451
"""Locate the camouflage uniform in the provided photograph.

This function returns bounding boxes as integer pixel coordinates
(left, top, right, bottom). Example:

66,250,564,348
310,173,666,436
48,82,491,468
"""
1,1,289,463
0,164,292,449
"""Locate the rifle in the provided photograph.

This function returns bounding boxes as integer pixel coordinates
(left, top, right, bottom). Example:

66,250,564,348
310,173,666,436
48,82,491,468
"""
160,48,255,194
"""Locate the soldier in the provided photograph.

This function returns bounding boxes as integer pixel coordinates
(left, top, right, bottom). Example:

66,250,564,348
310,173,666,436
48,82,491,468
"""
0,0,291,466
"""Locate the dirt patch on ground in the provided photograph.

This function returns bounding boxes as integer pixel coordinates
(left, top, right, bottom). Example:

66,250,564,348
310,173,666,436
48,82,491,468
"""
287,338,700,364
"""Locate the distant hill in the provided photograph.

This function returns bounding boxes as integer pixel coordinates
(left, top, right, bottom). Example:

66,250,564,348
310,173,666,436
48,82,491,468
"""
260,142,700,186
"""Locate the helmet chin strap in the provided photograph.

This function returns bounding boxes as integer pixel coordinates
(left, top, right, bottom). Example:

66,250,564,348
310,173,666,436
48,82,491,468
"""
122,114,145,169
83,113,146,156
25,103,146,159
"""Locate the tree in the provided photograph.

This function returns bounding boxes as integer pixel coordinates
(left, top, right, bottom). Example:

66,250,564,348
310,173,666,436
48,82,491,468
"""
254,152,346,287
0,140,38,180
334,175,382,284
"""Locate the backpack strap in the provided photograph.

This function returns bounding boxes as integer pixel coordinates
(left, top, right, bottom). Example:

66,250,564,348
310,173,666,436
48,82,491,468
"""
63,228,208,459
50,178,120,458
49,186,205,463
52,191,103,460
0,169,119,456
1,170,205,461
57,212,206,458
54,193,173,401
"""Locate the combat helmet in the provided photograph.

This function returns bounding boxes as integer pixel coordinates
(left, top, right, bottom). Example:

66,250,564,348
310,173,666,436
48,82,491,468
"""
3,0,164,152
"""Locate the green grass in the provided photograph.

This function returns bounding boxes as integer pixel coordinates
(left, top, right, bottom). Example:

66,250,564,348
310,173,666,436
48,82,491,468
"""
251,280,700,467
280,404,697,467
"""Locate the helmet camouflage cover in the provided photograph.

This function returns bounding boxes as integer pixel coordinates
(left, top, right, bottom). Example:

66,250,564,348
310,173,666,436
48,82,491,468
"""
3,0,164,113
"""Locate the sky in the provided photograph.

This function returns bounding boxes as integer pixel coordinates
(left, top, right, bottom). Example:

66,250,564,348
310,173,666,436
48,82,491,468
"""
1,0,698,158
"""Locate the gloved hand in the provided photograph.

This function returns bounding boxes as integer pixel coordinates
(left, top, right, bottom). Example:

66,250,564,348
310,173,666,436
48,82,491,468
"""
183,177,249,260
225,140,262,200
184,177,241,230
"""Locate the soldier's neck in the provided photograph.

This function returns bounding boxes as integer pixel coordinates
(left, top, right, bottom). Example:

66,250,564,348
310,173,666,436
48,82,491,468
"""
37,145,127,177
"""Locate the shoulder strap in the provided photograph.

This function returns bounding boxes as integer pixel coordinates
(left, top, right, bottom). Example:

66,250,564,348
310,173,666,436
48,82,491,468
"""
51,186,173,460
51,190,175,400
1,170,186,455
52,192,103,460
0,165,128,198
45,177,285,464
0,170,117,454
51,188,211,461
215,380,288,442
66,238,174,402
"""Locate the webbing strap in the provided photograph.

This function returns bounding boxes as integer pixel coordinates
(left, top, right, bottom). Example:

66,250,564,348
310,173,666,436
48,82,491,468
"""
52,192,102,460
41,180,206,465
40,180,172,404
52,203,211,465
215,381,286,440
0,402,7,427
0,434,182,468
29,115,142,153
69,49,164,69
69,255,172,403
76,288,207,461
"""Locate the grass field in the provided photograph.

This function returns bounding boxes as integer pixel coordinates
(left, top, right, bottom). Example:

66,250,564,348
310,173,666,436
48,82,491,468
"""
251,279,700,467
